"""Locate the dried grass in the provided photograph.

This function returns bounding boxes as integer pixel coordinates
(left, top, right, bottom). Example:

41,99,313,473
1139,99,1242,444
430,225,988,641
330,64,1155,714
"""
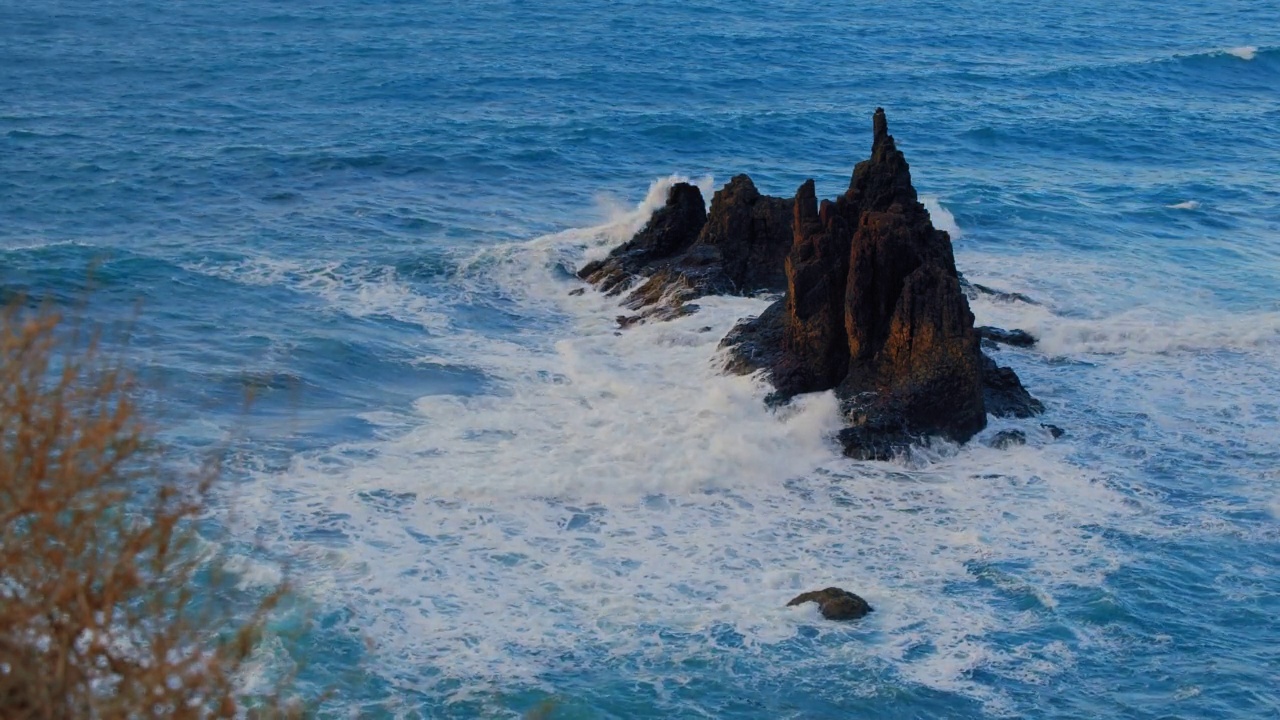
0,304,295,718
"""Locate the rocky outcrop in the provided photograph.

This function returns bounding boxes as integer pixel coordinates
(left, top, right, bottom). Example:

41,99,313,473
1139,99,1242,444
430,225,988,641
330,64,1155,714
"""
787,587,873,621
578,176,793,326
578,181,708,297
579,108,1047,458
723,109,1042,458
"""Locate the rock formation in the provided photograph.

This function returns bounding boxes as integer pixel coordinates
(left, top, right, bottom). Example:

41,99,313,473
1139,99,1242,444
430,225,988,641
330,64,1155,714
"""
722,109,1041,458
786,587,873,621
578,108,1046,458
578,175,792,325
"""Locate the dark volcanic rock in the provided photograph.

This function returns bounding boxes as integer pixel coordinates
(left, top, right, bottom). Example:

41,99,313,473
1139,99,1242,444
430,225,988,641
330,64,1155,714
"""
698,174,794,293
988,429,1027,449
778,180,853,395
725,108,1024,458
787,587,873,621
978,326,1037,348
981,353,1045,419
585,108,1048,458
577,181,708,296
577,176,793,326
960,277,1039,305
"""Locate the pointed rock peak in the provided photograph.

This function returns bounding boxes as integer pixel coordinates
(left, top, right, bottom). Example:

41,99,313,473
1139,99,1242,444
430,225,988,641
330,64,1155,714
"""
872,107,889,144
797,177,816,201
719,173,761,202
846,107,918,212
795,178,818,223
666,181,705,207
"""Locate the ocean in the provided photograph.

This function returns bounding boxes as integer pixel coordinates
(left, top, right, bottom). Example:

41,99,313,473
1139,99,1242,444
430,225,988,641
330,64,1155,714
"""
3,0,1279,716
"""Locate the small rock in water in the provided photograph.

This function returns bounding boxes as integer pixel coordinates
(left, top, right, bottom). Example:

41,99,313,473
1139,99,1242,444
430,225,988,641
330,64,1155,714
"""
567,287,585,296
977,326,1036,348
988,429,1026,449
1041,423,1065,439
786,587,873,620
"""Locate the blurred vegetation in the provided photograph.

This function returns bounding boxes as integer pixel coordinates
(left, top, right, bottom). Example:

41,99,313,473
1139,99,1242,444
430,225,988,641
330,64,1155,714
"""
0,304,296,718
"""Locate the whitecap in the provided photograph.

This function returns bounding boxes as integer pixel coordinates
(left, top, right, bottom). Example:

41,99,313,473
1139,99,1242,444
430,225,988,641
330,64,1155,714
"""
922,195,962,239
1166,200,1200,210
1226,46,1257,60
217,180,1161,710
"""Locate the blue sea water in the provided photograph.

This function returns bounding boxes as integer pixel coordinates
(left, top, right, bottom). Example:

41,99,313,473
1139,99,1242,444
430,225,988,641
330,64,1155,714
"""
4,0,1280,716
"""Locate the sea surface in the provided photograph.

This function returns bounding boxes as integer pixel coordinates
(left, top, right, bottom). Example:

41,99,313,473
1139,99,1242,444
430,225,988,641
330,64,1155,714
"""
3,1,1280,717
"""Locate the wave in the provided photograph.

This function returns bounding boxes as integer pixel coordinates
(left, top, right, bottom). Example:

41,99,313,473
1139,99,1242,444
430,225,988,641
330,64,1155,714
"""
215,177,1170,712
970,296,1280,357
922,196,963,239
184,256,453,332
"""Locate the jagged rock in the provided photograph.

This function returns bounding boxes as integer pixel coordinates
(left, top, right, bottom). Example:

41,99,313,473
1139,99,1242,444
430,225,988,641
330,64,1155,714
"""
779,180,853,395
978,326,1036,348
577,176,793,326
726,108,1023,458
787,587,873,621
700,175,795,293
578,181,708,296
584,108,1048,459
981,353,1044,418
988,429,1027,449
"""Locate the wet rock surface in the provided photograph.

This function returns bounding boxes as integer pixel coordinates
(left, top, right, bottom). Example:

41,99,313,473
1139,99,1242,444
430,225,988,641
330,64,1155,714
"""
580,108,1047,459
723,109,1039,458
988,429,1027,449
978,326,1037,348
787,587,873,621
578,176,792,325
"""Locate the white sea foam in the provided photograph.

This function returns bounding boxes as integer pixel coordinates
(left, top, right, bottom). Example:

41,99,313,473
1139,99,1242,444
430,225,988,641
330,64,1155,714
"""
1226,46,1257,60
968,294,1280,357
922,195,962,239
185,256,452,331
219,179,1171,711
1166,200,1200,210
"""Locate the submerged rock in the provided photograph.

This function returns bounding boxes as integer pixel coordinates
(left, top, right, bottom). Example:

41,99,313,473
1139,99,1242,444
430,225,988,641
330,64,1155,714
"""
978,326,1037,348
988,429,1027,449
786,587,873,620
961,278,1039,305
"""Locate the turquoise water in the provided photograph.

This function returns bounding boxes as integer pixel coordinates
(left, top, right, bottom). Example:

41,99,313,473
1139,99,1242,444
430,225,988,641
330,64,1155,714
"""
4,1,1280,716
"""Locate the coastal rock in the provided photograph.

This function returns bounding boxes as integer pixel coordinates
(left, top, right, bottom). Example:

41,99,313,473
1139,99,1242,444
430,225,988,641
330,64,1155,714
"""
960,278,1039,305
988,429,1027,449
1041,423,1065,439
786,587,873,621
981,353,1045,419
577,176,793,325
583,108,1047,458
698,174,794,293
726,108,1024,458
978,326,1037,349
577,181,708,296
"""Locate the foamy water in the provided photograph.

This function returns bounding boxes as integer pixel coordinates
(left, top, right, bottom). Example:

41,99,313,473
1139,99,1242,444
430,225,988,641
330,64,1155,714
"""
6,1,1280,715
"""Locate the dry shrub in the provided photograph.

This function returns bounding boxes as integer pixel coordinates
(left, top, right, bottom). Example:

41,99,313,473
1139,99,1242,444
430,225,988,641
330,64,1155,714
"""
0,305,294,718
